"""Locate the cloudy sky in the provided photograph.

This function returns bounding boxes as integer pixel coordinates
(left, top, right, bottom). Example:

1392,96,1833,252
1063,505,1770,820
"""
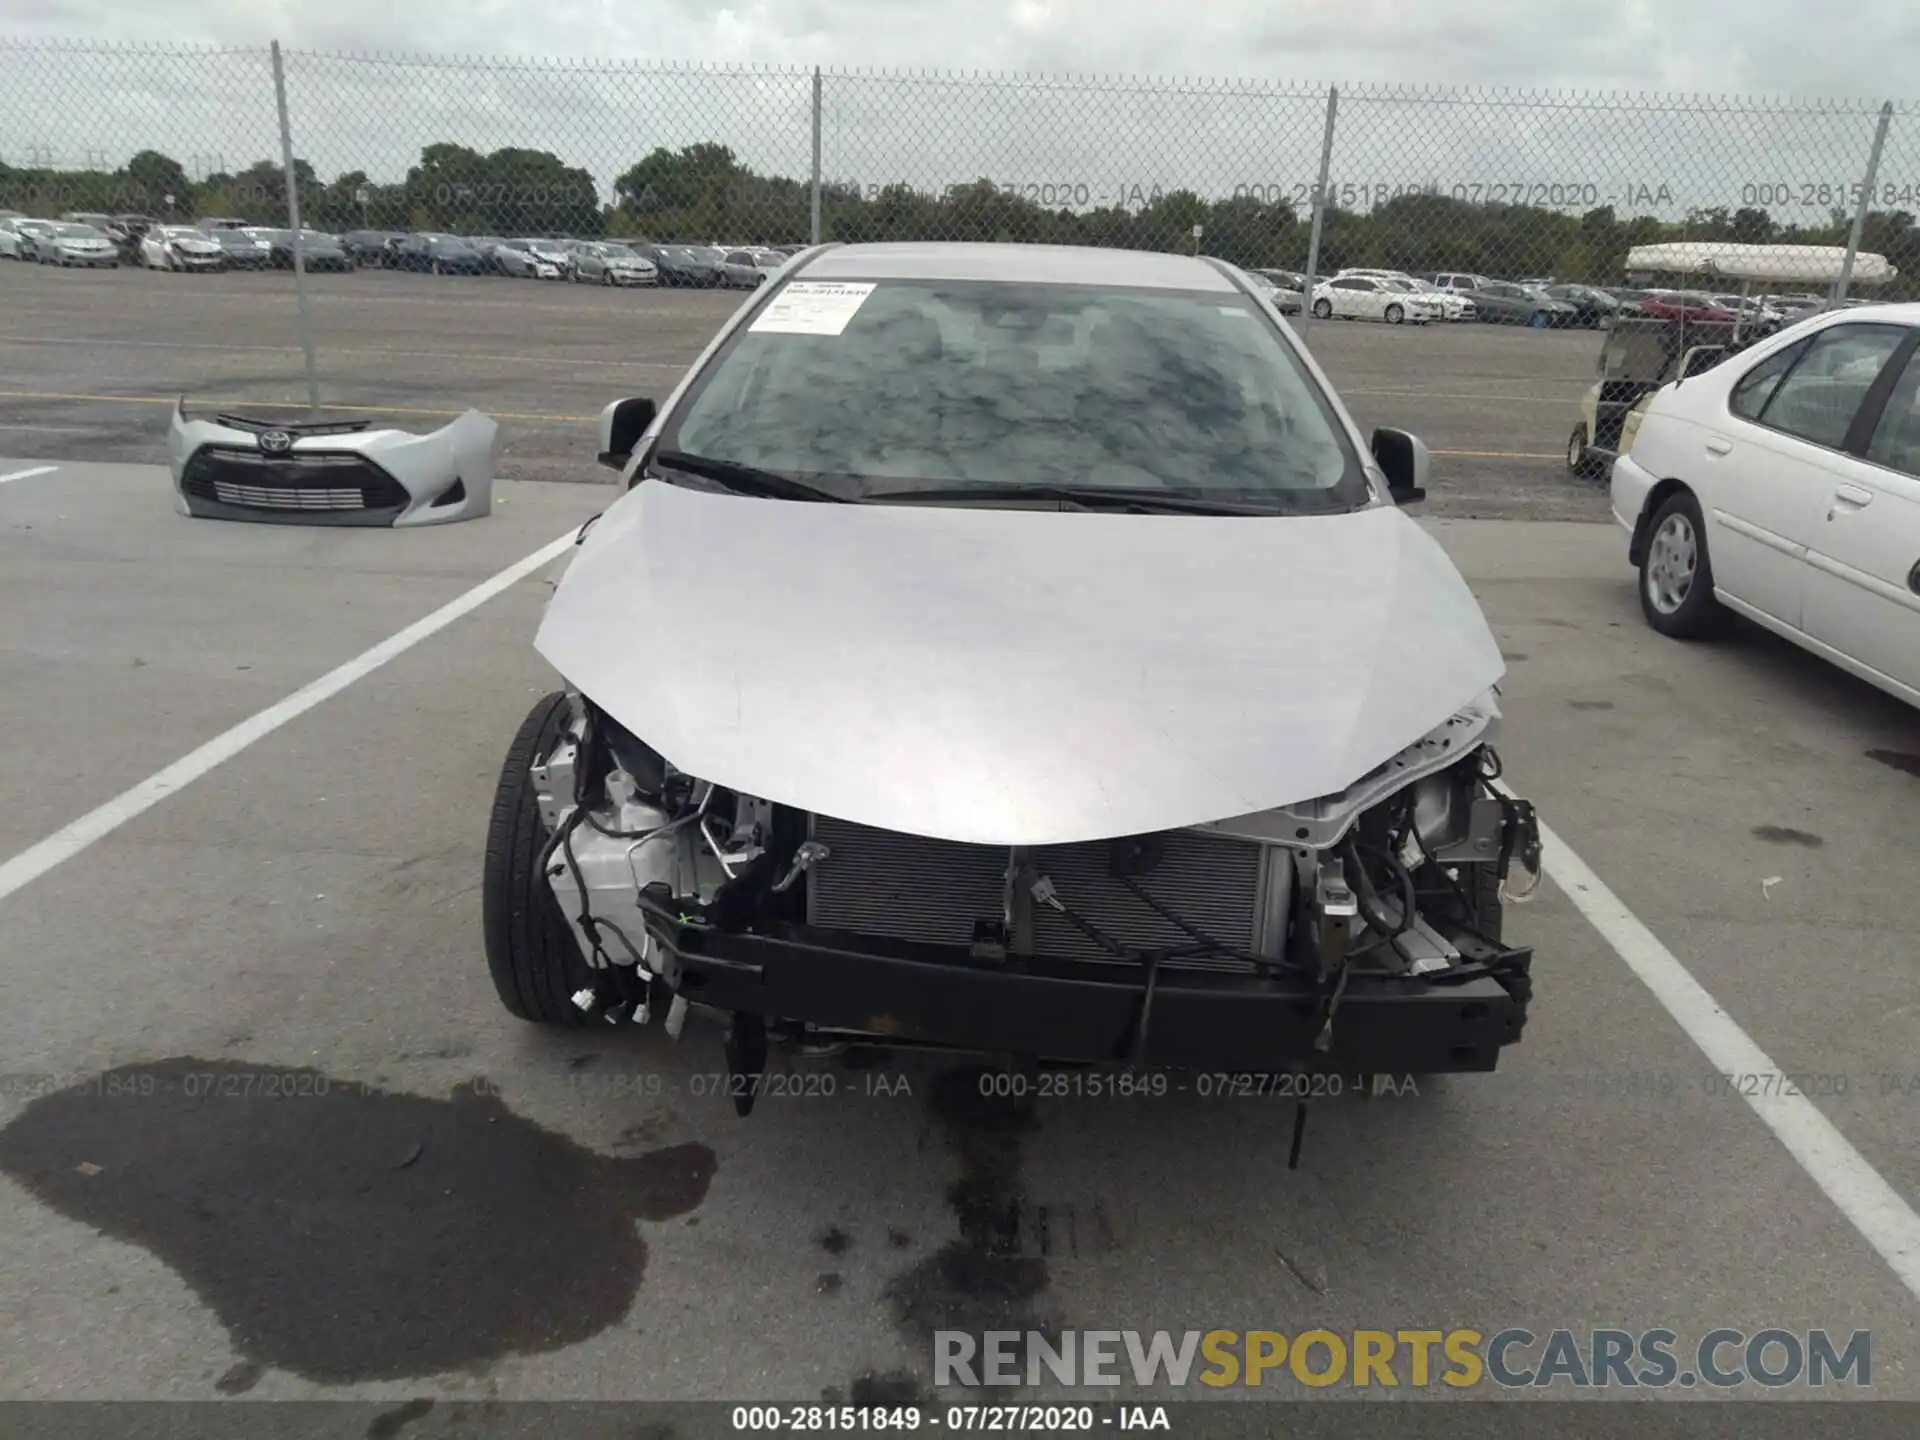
7,0,1919,96
4,1,1917,221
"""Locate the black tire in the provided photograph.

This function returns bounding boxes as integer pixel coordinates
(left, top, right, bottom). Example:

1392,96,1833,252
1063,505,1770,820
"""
1470,860,1503,944
1638,490,1728,638
1385,302,1404,325
1312,297,1332,319
1566,423,1593,476
482,690,595,1026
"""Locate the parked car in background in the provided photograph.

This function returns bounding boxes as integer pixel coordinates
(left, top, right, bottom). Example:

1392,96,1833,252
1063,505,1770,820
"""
717,247,783,287
522,237,576,278
1428,271,1488,295
108,213,157,261
341,230,402,266
262,229,354,272
645,243,725,287
492,239,564,279
1462,279,1577,327
1604,287,1654,316
0,216,58,260
1311,274,1441,324
208,228,272,268
384,234,434,271
572,241,659,286
1710,294,1788,334
1540,284,1621,328
36,222,120,267
1397,276,1473,321
427,236,487,275
1248,269,1305,315
139,224,227,271
195,216,250,233
1610,301,1920,707
1638,290,1740,324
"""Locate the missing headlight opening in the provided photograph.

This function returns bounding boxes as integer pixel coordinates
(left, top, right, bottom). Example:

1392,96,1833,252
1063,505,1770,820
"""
479,244,1543,1153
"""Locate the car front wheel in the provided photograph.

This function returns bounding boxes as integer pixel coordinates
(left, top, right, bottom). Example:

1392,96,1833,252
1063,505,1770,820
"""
1639,491,1728,638
1312,298,1332,319
482,691,598,1026
1385,303,1405,325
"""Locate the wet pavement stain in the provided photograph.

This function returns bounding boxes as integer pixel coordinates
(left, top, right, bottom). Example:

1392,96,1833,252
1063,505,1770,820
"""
213,1359,263,1395
0,1058,716,1384
365,1398,435,1440
1866,748,1920,778
1567,699,1616,711
887,1227,914,1249
816,1271,845,1295
1752,824,1825,848
884,1067,1050,1347
818,1225,853,1255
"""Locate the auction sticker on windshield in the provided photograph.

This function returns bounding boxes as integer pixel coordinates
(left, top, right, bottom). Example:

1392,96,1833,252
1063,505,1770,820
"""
749,280,877,335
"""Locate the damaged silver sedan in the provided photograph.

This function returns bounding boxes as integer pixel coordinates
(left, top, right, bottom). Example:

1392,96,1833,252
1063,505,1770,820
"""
482,242,1541,1117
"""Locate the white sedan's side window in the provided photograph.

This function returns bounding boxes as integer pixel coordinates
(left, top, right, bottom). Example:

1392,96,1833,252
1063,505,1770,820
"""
1864,342,1920,477
1748,324,1907,451
1728,339,1809,421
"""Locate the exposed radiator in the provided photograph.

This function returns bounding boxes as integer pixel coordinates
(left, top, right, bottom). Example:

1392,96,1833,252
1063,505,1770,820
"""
805,815,1271,969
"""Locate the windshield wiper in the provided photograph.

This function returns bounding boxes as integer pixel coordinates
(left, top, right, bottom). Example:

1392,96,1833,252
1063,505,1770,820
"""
862,483,1283,515
650,449,848,503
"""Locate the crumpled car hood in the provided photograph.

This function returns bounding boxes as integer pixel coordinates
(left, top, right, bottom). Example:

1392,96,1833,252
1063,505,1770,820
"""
535,482,1504,846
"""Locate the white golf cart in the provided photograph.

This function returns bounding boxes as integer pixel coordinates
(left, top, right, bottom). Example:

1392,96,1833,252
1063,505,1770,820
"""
1566,241,1897,478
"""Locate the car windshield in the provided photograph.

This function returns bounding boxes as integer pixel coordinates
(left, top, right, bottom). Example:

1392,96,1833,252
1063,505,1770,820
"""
527,241,566,257
54,224,104,238
662,277,1365,510
601,244,636,259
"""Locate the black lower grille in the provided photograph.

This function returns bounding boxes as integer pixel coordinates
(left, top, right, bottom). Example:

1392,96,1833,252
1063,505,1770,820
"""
181,446,409,514
806,816,1267,969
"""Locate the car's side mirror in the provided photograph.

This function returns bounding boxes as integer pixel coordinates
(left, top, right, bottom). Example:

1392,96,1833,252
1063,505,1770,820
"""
1371,427,1428,505
596,396,657,470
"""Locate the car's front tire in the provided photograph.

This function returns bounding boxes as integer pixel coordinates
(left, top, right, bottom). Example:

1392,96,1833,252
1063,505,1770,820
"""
1638,490,1728,638
1312,298,1332,319
1385,303,1405,325
482,690,597,1027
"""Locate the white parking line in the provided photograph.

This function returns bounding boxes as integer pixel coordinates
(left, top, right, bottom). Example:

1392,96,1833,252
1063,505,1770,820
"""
0,466,58,485
0,530,576,908
1541,820,1920,1303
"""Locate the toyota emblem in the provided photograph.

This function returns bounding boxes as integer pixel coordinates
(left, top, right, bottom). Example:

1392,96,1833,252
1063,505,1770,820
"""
258,430,293,455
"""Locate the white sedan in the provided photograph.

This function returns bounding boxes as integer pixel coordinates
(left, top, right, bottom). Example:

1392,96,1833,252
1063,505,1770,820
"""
1399,277,1475,321
1310,274,1441,325
140,225,227,271
1611,301,1920,707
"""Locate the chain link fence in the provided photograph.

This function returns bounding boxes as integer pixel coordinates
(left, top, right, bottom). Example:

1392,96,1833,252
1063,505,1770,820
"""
4,37,1920,406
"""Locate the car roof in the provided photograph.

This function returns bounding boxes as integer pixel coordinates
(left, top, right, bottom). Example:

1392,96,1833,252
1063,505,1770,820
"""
796,241,1239,292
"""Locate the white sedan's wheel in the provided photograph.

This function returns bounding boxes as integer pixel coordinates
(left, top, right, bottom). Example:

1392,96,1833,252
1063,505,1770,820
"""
1385,303,1405,325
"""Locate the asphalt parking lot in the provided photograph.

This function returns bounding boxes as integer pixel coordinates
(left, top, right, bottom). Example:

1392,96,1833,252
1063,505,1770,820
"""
0,262,1606,520
2,449,1918,1415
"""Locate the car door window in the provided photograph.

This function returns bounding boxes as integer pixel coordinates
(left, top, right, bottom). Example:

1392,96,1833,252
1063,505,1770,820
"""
1729,339,1811,421
1863,343,1920,477
1754,324,1909,450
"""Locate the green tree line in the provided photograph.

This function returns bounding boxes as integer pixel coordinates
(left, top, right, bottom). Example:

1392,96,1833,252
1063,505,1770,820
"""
6,141,1918,291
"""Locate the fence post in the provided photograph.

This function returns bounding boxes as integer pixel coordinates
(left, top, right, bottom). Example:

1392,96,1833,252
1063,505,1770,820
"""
1296,84,1338,343
1834,100,1892,306
271,41,320,411
809,67,823,246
